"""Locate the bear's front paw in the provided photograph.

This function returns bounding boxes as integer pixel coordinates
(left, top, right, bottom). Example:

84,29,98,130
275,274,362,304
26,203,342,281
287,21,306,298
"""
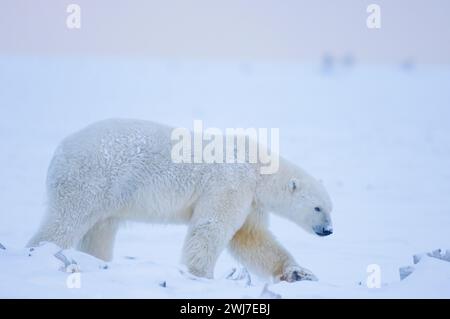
280,266,318,282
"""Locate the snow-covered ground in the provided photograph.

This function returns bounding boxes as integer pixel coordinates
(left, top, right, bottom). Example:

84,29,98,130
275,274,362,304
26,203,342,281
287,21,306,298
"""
0,56,449,298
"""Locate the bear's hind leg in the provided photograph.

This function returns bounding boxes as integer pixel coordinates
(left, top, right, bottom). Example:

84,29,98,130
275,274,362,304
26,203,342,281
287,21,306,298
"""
27,215,86,249
27,206,110,252
77,217,120,261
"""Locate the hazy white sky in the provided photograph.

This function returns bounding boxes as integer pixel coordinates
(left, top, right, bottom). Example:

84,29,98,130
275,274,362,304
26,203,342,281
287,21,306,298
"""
1,0,449,63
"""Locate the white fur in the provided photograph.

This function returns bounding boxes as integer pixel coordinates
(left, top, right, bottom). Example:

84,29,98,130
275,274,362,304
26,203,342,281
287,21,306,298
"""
28,119,333,281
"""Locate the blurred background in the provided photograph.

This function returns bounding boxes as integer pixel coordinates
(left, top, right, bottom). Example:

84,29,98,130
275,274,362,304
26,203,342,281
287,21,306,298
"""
1,0,450,63
1,0,450,297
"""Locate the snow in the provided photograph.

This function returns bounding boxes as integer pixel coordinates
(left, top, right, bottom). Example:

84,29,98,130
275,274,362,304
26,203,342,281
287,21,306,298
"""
1,56,450,298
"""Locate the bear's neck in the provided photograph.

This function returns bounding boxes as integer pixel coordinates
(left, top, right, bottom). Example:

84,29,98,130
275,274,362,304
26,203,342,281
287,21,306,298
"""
255,157,291,215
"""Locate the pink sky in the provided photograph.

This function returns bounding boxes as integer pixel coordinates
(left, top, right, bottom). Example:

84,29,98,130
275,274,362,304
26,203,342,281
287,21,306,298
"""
1,0,449,63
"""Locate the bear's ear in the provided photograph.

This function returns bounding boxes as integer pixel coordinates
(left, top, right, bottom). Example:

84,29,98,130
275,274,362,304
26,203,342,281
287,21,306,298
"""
288,178,299,193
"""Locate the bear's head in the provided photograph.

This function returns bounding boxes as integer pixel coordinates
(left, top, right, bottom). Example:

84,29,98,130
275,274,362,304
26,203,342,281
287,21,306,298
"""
258,159,333,237
284,175,333,236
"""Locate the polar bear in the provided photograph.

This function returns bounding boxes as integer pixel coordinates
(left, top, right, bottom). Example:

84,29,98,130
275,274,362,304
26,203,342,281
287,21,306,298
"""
28,119,333,282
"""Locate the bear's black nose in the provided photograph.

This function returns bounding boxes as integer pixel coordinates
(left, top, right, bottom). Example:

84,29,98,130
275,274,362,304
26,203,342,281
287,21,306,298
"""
315,227,333,236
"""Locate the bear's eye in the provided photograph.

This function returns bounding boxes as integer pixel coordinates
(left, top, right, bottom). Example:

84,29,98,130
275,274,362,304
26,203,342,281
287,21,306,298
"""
314,207,321,212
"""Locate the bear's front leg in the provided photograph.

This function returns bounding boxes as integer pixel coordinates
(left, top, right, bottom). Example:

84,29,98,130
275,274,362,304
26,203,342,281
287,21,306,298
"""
229,222,318,282
181,191,252,278
182,220,228,278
